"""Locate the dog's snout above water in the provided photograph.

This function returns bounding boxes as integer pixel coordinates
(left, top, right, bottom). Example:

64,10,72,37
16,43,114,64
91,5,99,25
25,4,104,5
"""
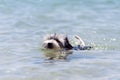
42,34,73,50
47,43,53,49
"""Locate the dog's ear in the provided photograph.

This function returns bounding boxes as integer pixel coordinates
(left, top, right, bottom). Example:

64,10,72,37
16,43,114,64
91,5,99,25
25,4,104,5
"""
64,37,73,50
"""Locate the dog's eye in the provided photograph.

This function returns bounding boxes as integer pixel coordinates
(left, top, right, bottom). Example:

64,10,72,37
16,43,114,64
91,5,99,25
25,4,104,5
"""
55,39,64,48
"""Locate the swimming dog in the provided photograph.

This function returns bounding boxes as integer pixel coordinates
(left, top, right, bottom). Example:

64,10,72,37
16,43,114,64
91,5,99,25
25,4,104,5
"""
42,34,92,50
42,34,92,59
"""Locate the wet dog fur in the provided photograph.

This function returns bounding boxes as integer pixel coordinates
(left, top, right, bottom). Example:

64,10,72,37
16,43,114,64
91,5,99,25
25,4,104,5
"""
42,34,92,50
42,34,73,50
42,34,92,59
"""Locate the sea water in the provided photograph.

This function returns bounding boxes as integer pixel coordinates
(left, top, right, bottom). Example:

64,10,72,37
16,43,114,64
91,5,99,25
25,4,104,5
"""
0,0,120,80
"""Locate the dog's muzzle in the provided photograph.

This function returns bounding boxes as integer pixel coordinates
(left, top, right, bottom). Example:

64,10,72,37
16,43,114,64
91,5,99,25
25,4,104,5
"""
42,43,54,49
47,43,54,49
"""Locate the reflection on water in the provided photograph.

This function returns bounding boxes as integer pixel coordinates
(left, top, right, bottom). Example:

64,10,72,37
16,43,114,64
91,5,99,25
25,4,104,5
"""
41,49,73,60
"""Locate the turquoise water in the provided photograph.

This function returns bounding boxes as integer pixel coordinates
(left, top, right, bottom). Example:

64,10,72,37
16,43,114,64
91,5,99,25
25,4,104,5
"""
0,0,120,80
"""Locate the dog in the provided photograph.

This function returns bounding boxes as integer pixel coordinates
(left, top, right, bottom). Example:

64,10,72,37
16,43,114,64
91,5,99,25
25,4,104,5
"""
42,34,92,50
42,34,92,59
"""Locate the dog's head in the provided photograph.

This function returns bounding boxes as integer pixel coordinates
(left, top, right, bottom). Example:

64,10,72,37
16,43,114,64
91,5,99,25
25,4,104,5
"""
42,34,73,50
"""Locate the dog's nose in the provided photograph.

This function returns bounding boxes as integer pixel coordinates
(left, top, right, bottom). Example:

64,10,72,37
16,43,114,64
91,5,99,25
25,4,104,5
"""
47,43,53,49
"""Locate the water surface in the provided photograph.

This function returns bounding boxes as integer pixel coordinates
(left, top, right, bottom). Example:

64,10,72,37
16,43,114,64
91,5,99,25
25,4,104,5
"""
0,0,120,80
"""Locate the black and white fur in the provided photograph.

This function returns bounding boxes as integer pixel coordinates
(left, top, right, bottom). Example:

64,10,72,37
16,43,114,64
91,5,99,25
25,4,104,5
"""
42,34,92,50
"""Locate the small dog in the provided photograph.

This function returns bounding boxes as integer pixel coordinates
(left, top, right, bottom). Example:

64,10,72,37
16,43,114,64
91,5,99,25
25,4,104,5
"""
42,34,92,50
42,34,92,59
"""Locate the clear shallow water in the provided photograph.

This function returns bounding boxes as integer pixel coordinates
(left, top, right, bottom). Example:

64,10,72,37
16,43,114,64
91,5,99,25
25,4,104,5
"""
0,0,120,80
